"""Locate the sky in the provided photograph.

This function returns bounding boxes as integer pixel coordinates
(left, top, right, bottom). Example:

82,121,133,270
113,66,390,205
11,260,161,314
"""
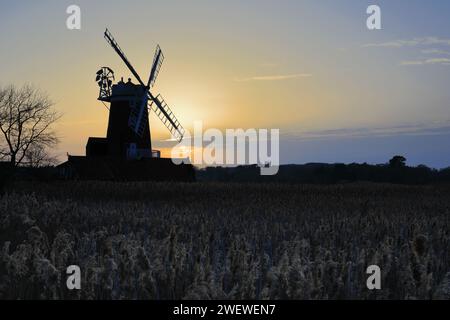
1,0,450,168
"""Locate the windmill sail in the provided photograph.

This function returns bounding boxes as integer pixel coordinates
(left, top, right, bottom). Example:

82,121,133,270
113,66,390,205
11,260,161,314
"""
128,93,149,137
149,94,185,142
148,45,164,88
104,29,145,86
130,45,164,137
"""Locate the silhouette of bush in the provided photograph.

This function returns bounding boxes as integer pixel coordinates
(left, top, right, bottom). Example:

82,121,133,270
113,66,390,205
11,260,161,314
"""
389,156,407,168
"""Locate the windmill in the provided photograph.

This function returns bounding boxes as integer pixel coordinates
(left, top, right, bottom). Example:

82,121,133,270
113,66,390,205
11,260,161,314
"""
94,28,185,159
57,28,194,181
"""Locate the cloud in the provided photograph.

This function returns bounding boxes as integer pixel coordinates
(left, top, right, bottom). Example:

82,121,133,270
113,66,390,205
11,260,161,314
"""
282,121,450,141
426,58,450,64
400,60,424,66
234,73,312,82
421,49,450,56
363,37,450,66
363,37,450,48
400,58,450,66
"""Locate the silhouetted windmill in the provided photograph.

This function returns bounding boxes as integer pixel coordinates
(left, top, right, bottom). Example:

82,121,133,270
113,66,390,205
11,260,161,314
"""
94,28,184,159
57,29,194,181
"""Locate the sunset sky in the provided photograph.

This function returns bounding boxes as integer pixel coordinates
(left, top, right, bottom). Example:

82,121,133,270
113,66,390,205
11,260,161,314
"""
1,0,450,168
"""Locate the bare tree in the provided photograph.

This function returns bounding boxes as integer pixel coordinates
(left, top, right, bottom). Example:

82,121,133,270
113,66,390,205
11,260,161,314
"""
0,84,60,167
23,143,59,168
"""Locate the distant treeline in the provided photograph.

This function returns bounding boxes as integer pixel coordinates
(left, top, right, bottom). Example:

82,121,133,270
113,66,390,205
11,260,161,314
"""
2,158,450,185
196,162,450,184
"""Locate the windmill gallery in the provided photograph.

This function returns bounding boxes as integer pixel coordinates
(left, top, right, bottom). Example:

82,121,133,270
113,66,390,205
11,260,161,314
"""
57,29,194,181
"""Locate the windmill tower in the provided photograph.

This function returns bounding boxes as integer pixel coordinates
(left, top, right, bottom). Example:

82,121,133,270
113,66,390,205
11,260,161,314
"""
91,28,184,160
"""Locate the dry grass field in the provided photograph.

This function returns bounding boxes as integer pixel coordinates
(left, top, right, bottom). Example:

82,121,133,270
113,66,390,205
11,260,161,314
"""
0,181,449,299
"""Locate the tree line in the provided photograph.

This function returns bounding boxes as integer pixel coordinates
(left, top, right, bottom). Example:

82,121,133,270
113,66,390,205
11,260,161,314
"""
197,157,450,184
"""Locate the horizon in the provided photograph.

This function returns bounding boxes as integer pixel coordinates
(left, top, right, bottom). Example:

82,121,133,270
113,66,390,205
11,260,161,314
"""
1,1,450,168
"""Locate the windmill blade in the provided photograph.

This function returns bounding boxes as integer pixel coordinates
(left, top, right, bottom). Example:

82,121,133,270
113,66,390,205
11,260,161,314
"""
147,45,164,88
104,28,145,86
148,92,185,142
129,93,149,137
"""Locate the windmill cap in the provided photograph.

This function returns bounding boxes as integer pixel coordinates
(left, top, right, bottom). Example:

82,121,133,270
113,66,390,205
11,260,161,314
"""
110,80,145,99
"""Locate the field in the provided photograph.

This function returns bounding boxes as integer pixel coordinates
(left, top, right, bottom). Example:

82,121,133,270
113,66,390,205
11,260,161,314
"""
0,181,449,299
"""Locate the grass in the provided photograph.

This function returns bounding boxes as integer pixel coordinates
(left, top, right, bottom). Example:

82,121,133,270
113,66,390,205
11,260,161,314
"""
0,181,449,299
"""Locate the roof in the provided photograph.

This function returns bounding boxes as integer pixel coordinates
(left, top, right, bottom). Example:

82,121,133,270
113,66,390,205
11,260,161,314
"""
87,137,108,143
